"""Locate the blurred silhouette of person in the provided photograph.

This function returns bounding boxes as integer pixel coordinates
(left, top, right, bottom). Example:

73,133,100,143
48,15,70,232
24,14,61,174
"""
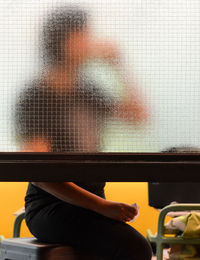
15,5,151,260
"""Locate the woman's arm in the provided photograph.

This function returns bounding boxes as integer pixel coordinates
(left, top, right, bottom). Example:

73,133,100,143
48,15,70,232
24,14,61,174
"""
32,181,138,223
22,138,138,222
32,181,105,213
88,39,150,123
116,81,149,123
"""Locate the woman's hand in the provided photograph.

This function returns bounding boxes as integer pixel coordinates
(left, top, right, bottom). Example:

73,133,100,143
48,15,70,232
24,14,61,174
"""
96,200,138,223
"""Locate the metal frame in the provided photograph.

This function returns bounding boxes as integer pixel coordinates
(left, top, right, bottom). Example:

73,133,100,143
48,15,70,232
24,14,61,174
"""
147,204,200,260
1,152,200,181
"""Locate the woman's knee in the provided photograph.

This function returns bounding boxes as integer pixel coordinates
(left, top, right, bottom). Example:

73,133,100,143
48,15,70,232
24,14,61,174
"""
116,237,152,259
113,224,152,260
116,241,152,259
134,238,152,260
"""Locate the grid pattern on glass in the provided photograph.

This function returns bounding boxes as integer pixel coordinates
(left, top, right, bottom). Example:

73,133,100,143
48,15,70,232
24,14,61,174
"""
0,0,199,152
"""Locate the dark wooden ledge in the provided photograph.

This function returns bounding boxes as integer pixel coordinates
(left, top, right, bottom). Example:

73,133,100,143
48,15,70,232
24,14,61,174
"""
0,152,200,181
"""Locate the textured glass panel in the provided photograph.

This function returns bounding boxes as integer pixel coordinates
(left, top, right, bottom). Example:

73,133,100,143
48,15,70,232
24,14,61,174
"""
0,0,200,152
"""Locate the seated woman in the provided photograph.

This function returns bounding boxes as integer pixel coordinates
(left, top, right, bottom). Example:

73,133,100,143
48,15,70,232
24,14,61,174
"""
15,5,152,260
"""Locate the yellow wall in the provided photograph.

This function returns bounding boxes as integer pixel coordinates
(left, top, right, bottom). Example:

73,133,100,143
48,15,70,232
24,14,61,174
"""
0,182,159,238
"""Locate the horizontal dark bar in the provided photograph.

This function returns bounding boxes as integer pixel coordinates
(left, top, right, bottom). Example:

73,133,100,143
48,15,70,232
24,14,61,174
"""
0,152,200,181
1,152,200,161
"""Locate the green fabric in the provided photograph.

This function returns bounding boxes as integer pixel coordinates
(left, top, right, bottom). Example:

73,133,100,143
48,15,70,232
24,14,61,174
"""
169,213,200,259
182,212,200,239
169,212,200,238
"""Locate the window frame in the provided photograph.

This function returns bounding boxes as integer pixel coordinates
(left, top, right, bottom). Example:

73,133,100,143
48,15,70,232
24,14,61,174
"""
0,152,200,181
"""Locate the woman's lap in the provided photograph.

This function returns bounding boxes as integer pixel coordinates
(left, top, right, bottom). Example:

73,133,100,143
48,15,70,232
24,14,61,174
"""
26,203,152,260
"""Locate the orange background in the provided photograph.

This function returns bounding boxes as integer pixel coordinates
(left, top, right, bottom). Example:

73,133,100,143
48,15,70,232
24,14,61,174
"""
0,182,159,238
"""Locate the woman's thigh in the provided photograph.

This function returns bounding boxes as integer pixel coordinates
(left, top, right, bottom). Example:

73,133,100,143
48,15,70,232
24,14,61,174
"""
77,214,152,260
26,203,152,260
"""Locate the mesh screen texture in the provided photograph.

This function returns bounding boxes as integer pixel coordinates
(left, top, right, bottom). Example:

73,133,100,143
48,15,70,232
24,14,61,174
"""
0,0,200,152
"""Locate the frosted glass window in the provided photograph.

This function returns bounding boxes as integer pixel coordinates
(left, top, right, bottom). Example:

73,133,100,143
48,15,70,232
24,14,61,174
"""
0,0,200,152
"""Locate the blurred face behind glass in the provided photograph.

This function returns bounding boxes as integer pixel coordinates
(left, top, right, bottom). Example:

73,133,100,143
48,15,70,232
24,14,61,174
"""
64,29,91,66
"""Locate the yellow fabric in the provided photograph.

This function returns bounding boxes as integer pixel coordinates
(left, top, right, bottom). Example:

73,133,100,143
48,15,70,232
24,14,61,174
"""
183,212,200,238
168,212,200,259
